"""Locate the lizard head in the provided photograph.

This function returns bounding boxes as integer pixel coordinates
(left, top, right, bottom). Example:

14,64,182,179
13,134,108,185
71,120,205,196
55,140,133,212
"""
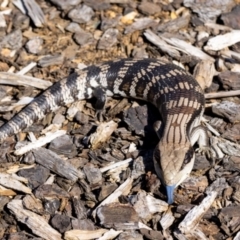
153,141,195,204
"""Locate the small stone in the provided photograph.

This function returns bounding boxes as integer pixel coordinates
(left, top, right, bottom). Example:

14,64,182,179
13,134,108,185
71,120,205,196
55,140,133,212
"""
132,157,145,179
49,0,82,10
68,4,94,24
138,1,161,15
25,37,43,54
132,47,148,59
100,16,120,31
84,0,110,10
0,29,22,50
97,28,118,50
73,30,94,46
65,22,82,33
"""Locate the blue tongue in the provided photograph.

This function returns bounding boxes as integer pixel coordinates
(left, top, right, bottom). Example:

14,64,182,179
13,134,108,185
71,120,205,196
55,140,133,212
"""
166,185,175,204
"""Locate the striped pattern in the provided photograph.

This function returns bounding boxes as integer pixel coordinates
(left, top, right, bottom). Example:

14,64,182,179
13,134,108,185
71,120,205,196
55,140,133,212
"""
0,58,205,203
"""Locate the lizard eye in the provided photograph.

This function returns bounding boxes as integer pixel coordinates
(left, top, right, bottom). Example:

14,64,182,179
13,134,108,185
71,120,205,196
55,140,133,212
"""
182,147,194,168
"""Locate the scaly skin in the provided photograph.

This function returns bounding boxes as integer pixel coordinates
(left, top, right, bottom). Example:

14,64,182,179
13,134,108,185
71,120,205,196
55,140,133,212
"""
0,59,206,203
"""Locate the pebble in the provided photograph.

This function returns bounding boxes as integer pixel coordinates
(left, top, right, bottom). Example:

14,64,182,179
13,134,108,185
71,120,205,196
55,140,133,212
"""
84,0,110,10
0,29,23,50
68,4,94,24
97,28,119,50
25,37,43,54
49,0,82,10
65,22,82,33
100,16,120,31
73,30,94,46
138,1,161,15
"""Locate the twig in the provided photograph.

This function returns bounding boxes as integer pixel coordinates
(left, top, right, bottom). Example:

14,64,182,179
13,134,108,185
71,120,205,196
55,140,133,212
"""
205,90,240,99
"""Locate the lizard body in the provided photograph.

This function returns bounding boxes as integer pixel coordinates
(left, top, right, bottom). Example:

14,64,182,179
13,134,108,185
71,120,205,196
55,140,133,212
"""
0,59,207,203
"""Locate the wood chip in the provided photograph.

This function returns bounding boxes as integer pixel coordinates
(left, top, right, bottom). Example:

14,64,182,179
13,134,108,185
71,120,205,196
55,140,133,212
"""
0,173,31,194
205,30,240,51
162,37,214,61
89,120,118,149
8,200,62,240
178,191,217,234
0,72,52,89
14,130,67,155
144,29,181,59
32,147,84,181
64,229,108,240
193,60,216,89
92,177,133,218
12,0,45,27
